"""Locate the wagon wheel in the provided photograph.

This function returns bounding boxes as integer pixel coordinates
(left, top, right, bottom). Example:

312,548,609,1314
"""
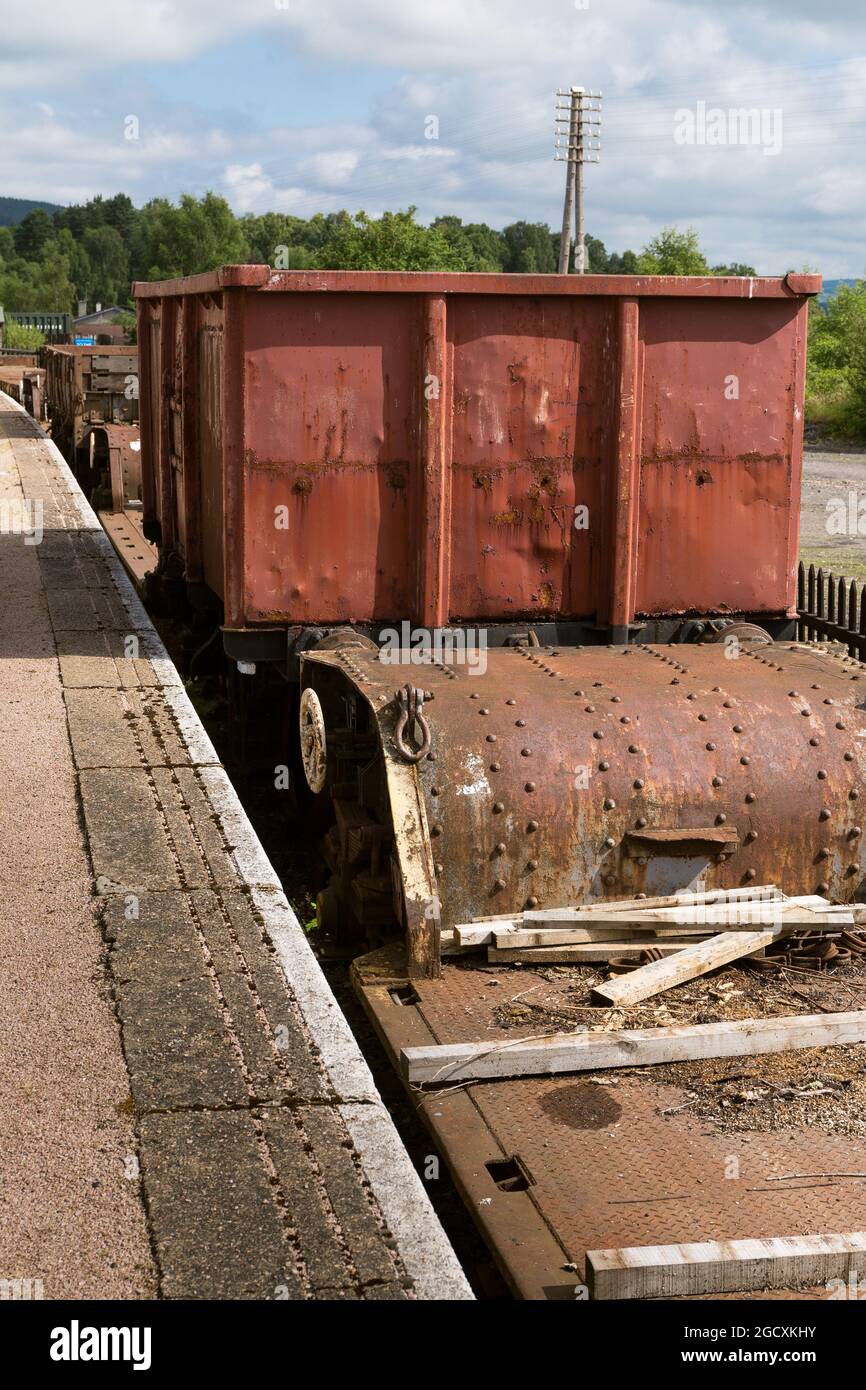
701,621,773,647
299,687,328,793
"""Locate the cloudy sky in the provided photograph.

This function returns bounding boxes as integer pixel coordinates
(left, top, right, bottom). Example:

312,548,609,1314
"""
0,0,863,274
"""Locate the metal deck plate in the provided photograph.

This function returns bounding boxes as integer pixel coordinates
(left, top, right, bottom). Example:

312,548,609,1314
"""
354,945,866,1300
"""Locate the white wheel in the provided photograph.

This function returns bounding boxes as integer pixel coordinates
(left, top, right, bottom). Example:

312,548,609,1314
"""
299,687,327,793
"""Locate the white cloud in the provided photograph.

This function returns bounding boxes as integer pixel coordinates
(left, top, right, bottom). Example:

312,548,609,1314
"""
0,0,864,274
298,150,360,187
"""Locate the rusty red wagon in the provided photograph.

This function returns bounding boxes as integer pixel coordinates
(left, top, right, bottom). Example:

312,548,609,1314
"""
133,268,851,983
135,268,819,658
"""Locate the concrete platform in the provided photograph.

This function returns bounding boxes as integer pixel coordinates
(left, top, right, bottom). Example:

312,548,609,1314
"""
0,392,472,1301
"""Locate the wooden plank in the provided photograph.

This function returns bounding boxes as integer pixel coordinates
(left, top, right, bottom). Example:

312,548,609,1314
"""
587,1232,866,1300
488,941,695,964
400,1010,866,1085
527,900,841,928
461,885,782,933
465,921,718,947
456,921,520,947
590,928,785,1007
488,923,723,948
526,885,782,920
456,890,841,948
492,907,851,946
459,919,719,947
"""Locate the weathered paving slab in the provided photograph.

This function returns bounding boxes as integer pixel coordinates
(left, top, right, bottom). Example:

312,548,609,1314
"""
64,687,194,768
260,1107,367,1293
215,889,329,1101
139,1109,303,1301
55,629,167,689
104,894,248,1112
0,392,472,1301
46,585,137,632
81,767,183,892
151,765,243,888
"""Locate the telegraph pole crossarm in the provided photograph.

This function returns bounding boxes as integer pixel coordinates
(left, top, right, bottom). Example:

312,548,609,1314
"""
555,86,602,274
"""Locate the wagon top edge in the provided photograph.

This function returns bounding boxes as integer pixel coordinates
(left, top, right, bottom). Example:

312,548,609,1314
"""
132,266,822,301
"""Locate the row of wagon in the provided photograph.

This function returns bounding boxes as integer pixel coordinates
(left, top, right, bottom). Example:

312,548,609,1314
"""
0,343,152,580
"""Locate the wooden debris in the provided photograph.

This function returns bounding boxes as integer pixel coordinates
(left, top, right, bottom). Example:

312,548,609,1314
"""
488,941,696,964
587,1231,866,1300
526,884,782,918
590,928,787,1007
455,889,852,951
400,1010,866,1085
455,886,783,945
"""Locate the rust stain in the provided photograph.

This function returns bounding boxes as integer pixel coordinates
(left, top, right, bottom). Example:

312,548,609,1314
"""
490,507,523,526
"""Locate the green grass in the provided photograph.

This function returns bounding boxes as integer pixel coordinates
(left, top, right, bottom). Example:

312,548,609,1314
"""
799,545,866,583
806,392,865,441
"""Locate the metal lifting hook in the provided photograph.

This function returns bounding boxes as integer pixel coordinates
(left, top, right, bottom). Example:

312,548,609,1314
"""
394,684,432,763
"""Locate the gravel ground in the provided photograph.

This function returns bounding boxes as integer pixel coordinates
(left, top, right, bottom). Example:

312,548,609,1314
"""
800,439,866,581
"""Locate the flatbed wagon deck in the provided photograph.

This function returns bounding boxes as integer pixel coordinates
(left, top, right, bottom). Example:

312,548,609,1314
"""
354,941,866,1299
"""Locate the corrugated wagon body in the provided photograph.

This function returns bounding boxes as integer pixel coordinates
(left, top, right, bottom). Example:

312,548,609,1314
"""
134,267,843,981
134,268,818,646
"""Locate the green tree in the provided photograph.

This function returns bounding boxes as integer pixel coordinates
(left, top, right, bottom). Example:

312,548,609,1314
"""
501,221,557,273
100,193,136,245
82,225,129,304
241,212,314,264
136,193,250,280
14,208,53,259
54,227,93,304
806,280,866,436
0,235,75,311
584,234,611,273
431,216,506,271
637,227,710,275
606,249,639,274
315,208,470,270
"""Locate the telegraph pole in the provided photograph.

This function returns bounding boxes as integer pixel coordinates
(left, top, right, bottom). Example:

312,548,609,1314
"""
555,87,602,274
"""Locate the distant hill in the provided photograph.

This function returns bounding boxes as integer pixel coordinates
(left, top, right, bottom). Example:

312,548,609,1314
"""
820,277,860,303
0,195,63,226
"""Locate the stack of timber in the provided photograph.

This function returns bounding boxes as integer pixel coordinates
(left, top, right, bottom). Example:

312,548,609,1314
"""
451,886,862,973
449,885,866,1007
408,886,866,1088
